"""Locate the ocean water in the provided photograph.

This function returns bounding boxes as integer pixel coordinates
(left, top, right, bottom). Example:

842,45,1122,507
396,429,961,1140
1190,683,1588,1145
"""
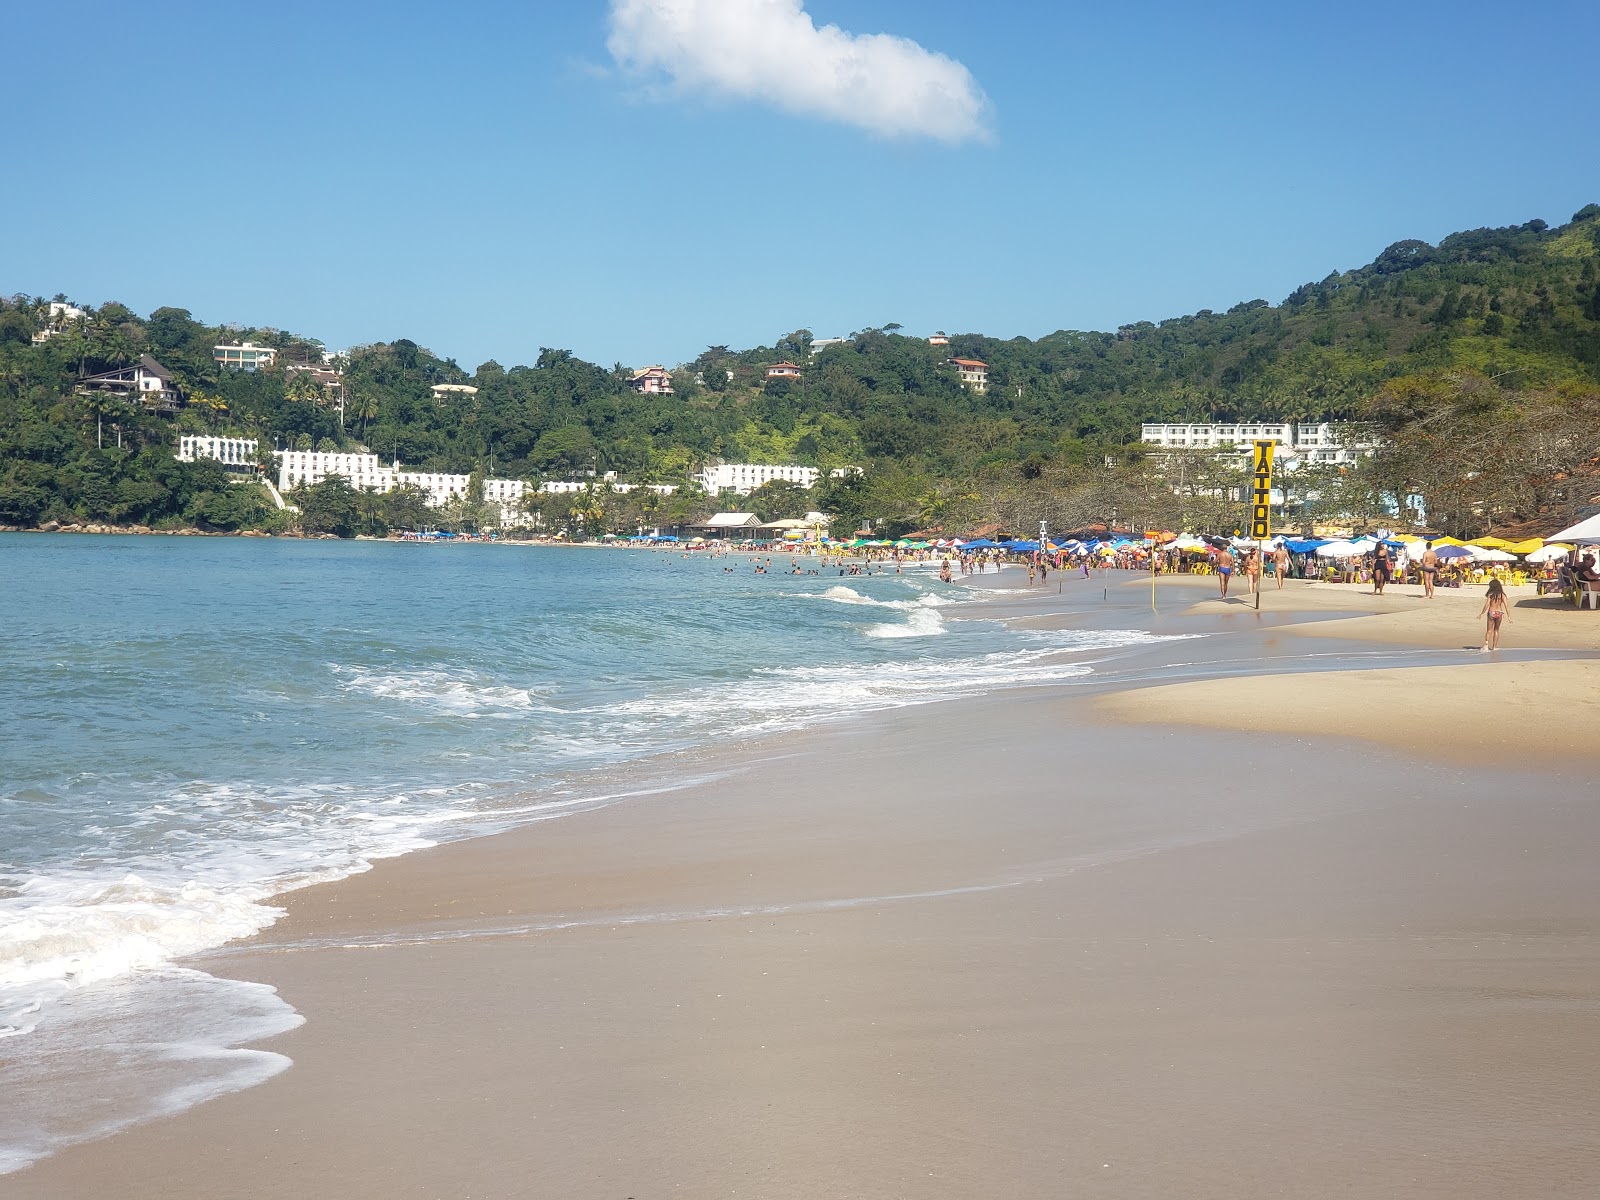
0,534,1184,1172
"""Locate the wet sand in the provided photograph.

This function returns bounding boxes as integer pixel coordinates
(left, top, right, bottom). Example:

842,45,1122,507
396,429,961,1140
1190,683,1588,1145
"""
12,569,1600,1198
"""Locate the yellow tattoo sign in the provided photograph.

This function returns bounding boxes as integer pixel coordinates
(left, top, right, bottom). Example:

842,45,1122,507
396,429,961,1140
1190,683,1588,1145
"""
1249,440,1274,541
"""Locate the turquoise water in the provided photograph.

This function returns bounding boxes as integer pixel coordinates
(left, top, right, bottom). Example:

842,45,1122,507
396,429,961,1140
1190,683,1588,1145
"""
0,534,1176,1172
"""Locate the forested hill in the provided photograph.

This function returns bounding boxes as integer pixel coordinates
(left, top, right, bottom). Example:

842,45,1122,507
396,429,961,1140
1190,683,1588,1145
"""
2,204,1598,532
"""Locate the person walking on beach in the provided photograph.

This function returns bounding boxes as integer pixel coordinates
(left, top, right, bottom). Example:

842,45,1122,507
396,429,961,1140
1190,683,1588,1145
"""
1244,548,1261,596
1272,543,1290,589
1216,548,1234,598
1479,579,1511,651
1372,541,1392,596
1420,542,1439,599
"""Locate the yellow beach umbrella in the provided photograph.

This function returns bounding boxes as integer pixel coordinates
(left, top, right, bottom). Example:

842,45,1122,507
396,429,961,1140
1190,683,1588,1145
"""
1501,537,1546,556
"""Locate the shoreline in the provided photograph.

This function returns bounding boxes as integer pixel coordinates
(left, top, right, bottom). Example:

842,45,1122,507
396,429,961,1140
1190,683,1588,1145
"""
10,567,1600,1196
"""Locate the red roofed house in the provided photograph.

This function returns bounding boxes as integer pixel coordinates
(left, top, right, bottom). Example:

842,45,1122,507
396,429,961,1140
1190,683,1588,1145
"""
765,362,803,380
951,358,988,393
629,366,673,395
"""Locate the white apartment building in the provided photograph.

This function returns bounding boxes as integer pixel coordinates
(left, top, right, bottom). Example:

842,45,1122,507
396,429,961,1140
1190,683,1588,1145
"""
695,463,821,496
177,435,258,470
1139,421,1374,466
275,450,528,525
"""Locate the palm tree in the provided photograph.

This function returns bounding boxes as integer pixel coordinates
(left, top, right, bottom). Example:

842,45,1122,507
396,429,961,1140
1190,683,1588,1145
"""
349,391,379,443
79,388,119,449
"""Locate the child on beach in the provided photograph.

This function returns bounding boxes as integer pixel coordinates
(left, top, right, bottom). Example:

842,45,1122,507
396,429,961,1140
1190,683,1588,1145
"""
1478,579,1511,651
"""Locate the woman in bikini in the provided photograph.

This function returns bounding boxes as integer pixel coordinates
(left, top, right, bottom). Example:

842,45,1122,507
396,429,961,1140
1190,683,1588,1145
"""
1419,542,1438,599
1478,578,1511,651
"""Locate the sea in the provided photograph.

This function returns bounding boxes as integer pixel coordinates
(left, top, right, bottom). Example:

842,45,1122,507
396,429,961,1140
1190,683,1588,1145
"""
0,534,1185,1173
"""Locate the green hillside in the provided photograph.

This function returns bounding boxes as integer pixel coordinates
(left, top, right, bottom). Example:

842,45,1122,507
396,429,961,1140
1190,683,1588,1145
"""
3,205,1598,537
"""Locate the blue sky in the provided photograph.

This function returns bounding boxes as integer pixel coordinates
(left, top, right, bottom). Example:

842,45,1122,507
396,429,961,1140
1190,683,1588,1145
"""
5,1,1597,370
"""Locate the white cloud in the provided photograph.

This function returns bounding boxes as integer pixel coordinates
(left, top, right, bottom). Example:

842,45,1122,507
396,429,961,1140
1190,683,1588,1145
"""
607,0,992,144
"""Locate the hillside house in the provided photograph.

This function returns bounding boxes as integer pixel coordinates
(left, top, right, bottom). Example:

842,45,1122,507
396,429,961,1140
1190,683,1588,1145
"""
951,358,988,393
765,362,803,380
214,342,277,371
629,366,673,395
78,354,183,412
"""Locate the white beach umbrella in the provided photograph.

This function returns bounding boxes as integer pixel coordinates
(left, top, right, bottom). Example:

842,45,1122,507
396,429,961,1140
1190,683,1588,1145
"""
1472,547,1517,562
1526,543,1574,562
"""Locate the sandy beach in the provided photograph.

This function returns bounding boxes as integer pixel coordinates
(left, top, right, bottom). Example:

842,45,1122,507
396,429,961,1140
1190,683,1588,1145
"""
12,569,1600,1198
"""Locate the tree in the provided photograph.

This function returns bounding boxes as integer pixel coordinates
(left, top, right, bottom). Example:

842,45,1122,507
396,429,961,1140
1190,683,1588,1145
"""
294,476,360,536
382,483,432,532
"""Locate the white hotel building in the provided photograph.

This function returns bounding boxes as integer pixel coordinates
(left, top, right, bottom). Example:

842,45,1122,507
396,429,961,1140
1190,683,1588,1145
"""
694,463,820,496
1139,421,1375,466
274,450,528,524
177,435,258,471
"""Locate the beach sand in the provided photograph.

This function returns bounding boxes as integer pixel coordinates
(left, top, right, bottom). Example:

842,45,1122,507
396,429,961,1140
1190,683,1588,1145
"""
12,571,1600,1198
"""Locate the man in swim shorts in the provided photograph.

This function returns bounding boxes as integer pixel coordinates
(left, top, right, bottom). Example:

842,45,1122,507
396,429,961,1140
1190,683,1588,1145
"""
1216,548,1234,598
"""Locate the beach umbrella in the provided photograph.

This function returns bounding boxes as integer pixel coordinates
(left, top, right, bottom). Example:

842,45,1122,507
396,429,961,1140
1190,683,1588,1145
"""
1525,543,1574,562
1500,537,1547,556
1432,545,1474,559
1472,547,1516,562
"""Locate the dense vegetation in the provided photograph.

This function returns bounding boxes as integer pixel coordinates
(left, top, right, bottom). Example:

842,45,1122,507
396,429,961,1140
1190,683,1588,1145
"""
3,205,1598,537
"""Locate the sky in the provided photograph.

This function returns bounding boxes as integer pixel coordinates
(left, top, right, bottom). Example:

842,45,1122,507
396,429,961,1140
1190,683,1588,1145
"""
5,0,1598,370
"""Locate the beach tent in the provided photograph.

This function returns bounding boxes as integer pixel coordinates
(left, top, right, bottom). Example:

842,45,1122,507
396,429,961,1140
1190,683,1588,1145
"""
1283,537,1328,554
1542,513,1600,545
1315,540,1363,557
962,538,999,549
